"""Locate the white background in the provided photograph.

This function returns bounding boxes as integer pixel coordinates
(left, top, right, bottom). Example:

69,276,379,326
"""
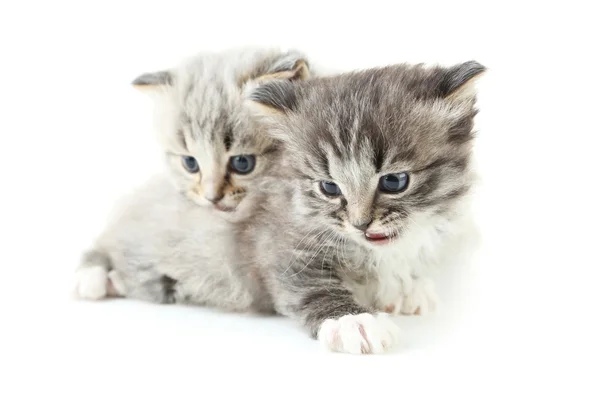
1,1,598,398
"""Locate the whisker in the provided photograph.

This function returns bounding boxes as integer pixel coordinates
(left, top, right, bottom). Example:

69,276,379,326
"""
280,227,329,276
289,230,338,278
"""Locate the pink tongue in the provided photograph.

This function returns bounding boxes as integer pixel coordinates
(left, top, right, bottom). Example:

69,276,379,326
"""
366,232,388,240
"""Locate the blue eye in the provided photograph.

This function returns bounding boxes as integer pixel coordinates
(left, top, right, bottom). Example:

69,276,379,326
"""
320,181,342,196
379,173,409,193
229,155,256,174
181,156,199,173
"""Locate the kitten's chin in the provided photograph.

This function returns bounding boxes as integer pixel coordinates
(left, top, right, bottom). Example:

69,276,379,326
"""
214,204,236,213
217,198,258,223
210,206,247,224
188,196,246,221
191,197,238,214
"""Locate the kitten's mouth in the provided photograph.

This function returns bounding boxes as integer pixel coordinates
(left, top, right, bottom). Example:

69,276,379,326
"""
214,203,236,212
364,231,398,245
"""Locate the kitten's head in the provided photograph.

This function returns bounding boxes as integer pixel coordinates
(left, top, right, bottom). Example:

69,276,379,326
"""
132,47,310,221
248,61,485,247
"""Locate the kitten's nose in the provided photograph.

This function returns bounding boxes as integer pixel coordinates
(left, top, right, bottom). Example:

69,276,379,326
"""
203,179,224,204
352,220,372,232
204,193,224,204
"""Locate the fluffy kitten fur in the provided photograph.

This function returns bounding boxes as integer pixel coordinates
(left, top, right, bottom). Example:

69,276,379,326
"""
75,53,484,355
242,61,485,354
74,47,311,310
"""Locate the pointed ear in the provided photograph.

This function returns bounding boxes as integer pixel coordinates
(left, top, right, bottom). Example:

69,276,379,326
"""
247,79,299,116
131,70,173,92
240,50,311,90
438,61,486,102
256,51,311,82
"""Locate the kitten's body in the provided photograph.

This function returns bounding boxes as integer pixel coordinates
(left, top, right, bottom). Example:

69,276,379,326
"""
75,53,483,355
82,173,269,310
243,61,485,353
74,47,310,311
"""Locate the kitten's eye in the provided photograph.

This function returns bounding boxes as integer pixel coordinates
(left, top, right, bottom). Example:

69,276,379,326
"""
181,156,200,173
229,155,256,174
379,173,409,193
320,181,342,197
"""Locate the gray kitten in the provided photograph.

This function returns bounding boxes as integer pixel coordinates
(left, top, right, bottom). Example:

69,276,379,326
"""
242,61,485,354
73,47,310,311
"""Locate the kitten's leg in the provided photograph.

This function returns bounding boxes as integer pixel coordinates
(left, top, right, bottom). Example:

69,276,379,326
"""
273,260,401,355
73,249,122,300
111,267,179,305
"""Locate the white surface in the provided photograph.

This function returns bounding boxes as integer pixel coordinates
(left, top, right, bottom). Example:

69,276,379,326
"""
1,1,599,398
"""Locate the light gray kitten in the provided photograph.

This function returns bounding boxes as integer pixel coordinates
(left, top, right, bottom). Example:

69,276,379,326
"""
73,47,311,311
241,61,485,354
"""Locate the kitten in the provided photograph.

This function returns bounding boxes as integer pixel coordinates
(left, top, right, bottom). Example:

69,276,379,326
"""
73,47,311,311
244,61,485,354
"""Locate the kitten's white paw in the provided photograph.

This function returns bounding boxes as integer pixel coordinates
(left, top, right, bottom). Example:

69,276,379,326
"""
318,313,401,354
74,266,108,300
399,277,438,316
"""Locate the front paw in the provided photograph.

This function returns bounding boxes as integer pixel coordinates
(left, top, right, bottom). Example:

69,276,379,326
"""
402,277,438,315
74,266,108,300
73,267,126,300
384,277,438,316
317,313,401,354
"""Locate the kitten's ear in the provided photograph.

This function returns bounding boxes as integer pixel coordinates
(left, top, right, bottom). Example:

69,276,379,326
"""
241,50,311,90
247,79,299,115
131,70,173,92
243,50,310,115
256,51,311,83
438,61,486,102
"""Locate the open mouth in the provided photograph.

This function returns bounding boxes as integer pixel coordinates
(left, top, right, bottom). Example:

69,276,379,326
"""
365,231,398,245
